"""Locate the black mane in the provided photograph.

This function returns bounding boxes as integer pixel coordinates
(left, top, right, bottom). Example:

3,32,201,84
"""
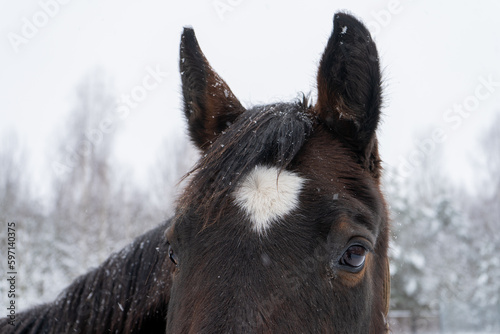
1,221,173,334
177,99,313,225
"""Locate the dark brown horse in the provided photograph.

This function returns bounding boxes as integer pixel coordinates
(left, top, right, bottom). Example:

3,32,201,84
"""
1,12,390,333
168,11,389,333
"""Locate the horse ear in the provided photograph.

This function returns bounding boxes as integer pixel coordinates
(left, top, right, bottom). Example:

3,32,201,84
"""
180,28,245,150
315,13,382,178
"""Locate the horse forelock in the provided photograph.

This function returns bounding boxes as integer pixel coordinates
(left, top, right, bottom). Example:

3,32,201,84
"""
176,99,313,228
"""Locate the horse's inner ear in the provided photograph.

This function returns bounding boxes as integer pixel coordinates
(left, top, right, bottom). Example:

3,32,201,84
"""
180,28,245,150
315,13,382,178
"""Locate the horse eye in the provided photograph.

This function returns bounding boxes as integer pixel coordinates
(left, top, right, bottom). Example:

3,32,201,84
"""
168,244,178,265
340,245,367,269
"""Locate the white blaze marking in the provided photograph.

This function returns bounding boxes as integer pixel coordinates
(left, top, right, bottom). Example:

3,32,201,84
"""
234,165,305,234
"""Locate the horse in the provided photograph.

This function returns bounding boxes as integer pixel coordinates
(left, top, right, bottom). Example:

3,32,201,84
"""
1,12,390,333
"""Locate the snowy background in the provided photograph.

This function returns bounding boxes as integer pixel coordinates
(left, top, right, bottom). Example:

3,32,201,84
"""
1,1,499,332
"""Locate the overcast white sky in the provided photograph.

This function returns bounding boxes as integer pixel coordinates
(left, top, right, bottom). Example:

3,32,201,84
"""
1,0,499,194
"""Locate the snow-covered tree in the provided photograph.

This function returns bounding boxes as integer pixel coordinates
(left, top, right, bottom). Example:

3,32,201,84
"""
386,117,500,332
